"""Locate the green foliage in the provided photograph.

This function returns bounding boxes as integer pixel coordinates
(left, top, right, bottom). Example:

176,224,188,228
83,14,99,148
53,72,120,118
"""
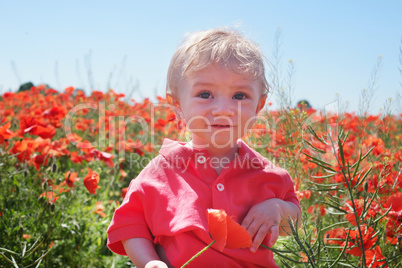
263,114,402,267
0,151,131,267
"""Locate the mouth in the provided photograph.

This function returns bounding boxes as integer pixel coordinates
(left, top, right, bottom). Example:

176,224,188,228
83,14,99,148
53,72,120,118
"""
211,124,232,128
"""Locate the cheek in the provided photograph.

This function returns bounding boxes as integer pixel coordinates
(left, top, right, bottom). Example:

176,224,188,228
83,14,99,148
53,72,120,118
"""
184,113,209,129
182,104,210,122
239,110,258,129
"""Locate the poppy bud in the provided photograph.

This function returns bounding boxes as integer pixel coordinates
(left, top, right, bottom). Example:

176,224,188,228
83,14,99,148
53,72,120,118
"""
50,203,55,212
24,170,28,178
43,181,48,191
18,227,24,238
398,235,402,252
364,181,369,192
119,161,125,169
52,163,58,173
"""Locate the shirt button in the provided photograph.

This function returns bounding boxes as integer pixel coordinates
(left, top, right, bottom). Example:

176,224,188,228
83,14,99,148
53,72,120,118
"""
197,155,206,164
216,183,225,191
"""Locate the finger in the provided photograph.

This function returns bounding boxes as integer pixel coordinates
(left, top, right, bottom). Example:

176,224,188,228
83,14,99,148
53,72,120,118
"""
250,225,269,253
241,213,254,230
245,220,260,241
269,225,279,247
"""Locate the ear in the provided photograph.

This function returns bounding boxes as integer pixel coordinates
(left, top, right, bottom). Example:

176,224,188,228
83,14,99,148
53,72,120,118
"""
256,95,268,114
166,93,177,106
167,93,180,107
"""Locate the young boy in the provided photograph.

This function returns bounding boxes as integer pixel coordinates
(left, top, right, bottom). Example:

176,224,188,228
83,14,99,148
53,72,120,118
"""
107,28,301,268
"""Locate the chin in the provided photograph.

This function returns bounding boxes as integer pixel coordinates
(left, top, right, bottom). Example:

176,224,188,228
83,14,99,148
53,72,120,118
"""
209,135,238,148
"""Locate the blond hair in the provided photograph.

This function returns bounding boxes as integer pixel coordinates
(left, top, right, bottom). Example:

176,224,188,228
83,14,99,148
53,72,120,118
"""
166,27,269,98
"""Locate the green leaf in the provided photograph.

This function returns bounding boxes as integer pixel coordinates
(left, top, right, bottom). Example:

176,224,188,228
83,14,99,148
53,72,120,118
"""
11,255,19,268
303,139,327,154
354,166,372,190
329,230,350,268
337,137,345,167
311,173,337,179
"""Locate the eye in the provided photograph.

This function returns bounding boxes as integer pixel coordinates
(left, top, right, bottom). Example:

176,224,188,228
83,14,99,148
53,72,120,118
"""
233,93,247,100
198,92,212,99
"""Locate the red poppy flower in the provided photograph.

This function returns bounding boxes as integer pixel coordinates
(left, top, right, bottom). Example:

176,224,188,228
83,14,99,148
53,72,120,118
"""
44,138,70,157
65,86,74,95
34,124,56,139
32,154,49,171
307,204,326,216
22,234,31,240
19,115,56,139
39,190,60,204
91,149,114,168
296,190,311,200
0,122,15,144
39,184,70,204
70,151,84,163
344,225,377,257
384,192,402,219
83,168,100,195
10,138,38,162
362,135,385,156
77,140,95,152
93,201,106,218
122,139,145,156
384,192,402,243
121,187,128,199
91,90,105,101
119,169,128,178
64,171,79,188
343,199,379,226
19,115,37,135
66,132,82,144
324,228,346,245
206,209,252,251
42,104,67,128
365,245,387,268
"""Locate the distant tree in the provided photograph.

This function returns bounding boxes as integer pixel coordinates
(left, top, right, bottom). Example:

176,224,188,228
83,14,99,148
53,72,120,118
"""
296,99,312,110
17,82,34,92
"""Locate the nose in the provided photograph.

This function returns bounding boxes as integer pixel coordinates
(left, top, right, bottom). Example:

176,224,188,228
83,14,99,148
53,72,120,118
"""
211,97,235,117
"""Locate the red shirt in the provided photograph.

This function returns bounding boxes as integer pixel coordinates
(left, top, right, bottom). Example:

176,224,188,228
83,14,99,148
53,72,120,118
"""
107,138,300,267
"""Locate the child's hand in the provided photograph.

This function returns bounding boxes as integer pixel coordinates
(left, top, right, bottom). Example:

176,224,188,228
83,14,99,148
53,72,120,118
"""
123,238,171,268
144,260,169,268
241,198,283,253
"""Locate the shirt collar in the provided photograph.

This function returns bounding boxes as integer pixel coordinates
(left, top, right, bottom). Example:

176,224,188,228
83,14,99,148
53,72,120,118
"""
159,138,195,168
236,139,270,168
159,138,269,168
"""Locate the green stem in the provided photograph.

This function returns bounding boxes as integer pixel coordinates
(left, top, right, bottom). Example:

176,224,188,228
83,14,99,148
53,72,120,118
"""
180,241,215,268
329,133,367,267
261,244,305,264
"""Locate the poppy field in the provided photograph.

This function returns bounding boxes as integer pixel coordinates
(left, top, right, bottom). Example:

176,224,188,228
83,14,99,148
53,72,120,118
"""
0,84,401,267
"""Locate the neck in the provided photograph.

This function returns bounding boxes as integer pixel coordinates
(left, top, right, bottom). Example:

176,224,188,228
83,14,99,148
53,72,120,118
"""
189,138,239,161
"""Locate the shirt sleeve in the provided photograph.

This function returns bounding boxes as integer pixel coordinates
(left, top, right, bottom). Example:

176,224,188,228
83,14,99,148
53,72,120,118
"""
107,179,152,255
282,171,301,212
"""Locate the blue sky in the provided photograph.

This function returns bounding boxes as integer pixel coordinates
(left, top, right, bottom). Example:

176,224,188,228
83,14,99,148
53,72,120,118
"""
1,0,401,114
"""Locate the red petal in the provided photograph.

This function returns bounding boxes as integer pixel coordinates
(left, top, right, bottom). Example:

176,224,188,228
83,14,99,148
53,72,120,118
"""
83,169,100,195
385,192,402,212
226,216,252,249
207,209,227,251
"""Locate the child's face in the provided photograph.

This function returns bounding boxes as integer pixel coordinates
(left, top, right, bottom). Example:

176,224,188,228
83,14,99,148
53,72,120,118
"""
170,64,267,148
